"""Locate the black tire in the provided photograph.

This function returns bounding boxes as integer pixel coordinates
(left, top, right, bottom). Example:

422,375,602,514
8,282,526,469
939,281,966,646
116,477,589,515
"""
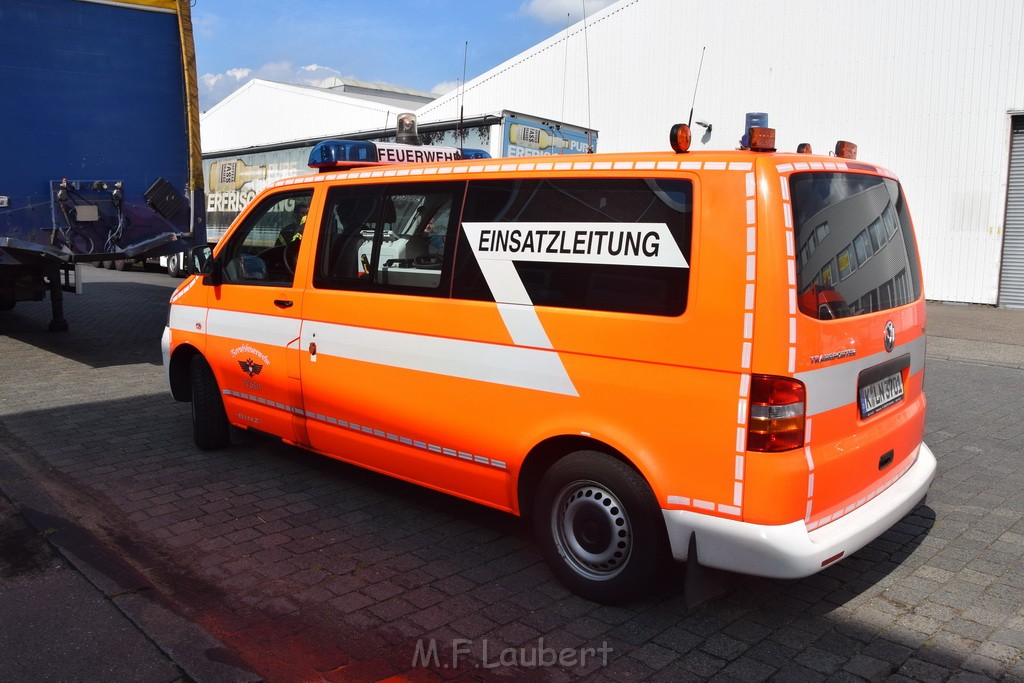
189,355,231,450
167,253,181,278
113,257,132,271
533,451,667,604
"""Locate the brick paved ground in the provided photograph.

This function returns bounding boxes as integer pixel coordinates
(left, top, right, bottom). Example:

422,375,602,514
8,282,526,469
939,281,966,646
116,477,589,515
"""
0,268,1022,681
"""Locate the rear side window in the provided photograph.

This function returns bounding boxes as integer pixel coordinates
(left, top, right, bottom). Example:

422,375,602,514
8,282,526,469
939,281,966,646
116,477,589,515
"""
453,177,693,316
313,182,464,295
790,173,922,319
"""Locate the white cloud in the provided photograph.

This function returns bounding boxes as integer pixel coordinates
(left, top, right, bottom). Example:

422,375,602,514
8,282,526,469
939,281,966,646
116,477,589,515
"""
251,61,295,82
431,80,461,95
201,73,223,89
519,0,617,24
191,12,219,39
295,63,343,86
199,62,348,111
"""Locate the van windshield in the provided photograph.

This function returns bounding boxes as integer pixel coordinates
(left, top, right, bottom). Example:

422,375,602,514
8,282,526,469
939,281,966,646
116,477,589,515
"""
789,172,922,319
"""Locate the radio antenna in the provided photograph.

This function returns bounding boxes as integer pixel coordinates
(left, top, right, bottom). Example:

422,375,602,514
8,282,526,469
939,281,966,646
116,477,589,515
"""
581,0,593,149
458,41,468,150
688,46,706,128
561,13,570,121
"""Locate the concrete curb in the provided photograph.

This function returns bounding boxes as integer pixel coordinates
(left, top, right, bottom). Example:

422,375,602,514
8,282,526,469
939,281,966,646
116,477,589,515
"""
926,336,1024,370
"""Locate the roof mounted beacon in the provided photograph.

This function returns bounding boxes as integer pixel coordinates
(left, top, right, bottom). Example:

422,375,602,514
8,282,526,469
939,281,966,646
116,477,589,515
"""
308,112,490,172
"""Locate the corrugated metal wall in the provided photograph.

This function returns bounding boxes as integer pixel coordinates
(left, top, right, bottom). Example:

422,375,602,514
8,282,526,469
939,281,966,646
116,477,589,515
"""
418,0,1024,304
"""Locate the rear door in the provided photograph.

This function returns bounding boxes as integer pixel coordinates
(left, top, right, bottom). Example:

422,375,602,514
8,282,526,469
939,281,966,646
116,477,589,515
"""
788,169,927,529
295,181,520,506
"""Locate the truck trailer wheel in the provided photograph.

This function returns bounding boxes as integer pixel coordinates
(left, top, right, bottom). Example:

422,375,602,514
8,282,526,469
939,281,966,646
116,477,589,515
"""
167,253,181,278
190,355,230,450
534,451,667,604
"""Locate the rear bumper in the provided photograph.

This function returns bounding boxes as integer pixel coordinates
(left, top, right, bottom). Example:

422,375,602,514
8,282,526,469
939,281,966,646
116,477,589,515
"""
662,442,936,579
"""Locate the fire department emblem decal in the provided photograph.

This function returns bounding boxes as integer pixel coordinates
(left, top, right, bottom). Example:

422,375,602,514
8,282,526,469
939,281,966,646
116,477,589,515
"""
883,321,896,353
239,358,263,377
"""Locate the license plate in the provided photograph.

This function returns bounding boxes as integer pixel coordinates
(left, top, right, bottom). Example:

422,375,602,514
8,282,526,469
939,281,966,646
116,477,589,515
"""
859,372,904,418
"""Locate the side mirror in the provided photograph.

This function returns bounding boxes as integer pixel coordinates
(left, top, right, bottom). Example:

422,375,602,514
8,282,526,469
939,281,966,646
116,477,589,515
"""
191,245,222,286
190,245,212,273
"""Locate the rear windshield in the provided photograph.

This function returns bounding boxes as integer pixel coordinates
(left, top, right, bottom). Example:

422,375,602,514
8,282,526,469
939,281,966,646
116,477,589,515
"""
790,172,922,319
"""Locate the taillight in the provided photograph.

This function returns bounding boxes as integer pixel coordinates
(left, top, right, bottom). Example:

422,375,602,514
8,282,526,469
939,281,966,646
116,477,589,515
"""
748,375,806,452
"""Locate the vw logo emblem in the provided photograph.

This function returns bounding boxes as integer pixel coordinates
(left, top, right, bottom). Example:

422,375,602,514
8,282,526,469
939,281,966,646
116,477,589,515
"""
883,321,896,353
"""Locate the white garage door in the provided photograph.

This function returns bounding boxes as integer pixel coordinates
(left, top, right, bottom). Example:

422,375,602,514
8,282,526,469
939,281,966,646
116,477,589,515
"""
998,116,1024,308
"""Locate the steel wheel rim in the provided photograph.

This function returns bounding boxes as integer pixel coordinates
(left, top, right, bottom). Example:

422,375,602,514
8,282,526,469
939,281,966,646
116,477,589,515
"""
551,480,632,581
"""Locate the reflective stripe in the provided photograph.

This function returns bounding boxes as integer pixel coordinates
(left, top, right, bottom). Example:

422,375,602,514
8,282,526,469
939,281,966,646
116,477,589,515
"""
169,276,199,304
169,304,206,332
805,449,917,531
729,172,759,513
497,303,554,348
303,319,579,397
206,309,301,348
225,390,507,471
275,158,754,185
795,336,926,416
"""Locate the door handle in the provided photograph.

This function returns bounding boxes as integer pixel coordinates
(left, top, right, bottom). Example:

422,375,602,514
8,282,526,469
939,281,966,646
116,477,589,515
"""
274,299,293,309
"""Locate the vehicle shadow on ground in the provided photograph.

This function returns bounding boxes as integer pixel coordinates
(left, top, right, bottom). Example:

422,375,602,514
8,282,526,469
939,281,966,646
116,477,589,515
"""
0,279,173,368
0,387,944,681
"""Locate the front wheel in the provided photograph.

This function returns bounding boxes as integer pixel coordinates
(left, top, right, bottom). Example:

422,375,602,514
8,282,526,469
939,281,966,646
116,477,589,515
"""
533,451,667,604
189,355,230,450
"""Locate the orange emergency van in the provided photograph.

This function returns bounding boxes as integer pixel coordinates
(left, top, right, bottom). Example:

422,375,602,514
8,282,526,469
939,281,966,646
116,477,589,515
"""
163,117,936,603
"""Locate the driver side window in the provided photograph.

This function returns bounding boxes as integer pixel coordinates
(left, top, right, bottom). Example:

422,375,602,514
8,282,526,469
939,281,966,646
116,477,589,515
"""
221,190,313,286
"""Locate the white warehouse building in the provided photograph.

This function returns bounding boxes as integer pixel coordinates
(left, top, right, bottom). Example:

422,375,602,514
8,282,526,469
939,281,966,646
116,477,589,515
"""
203,0,1024,306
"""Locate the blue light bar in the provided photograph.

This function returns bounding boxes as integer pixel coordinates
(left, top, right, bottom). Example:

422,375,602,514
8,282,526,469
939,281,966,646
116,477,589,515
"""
459,148,490,160
308,139,491,171
308,140,379,169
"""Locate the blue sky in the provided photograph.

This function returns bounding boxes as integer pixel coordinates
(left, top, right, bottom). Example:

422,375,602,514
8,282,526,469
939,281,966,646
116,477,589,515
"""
193,0,617,111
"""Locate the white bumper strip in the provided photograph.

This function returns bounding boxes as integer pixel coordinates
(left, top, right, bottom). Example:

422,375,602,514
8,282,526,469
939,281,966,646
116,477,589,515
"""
662,442,937,579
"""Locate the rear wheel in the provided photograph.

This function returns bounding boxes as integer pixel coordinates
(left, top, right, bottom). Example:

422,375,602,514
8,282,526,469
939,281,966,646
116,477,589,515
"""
533,450,667,604
190,355,230,450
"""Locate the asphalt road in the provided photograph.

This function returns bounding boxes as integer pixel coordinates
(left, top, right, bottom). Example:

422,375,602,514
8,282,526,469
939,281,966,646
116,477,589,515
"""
0,266,1022,682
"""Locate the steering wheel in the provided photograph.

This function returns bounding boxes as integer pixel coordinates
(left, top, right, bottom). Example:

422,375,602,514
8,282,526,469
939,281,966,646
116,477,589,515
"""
283,238,300,274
